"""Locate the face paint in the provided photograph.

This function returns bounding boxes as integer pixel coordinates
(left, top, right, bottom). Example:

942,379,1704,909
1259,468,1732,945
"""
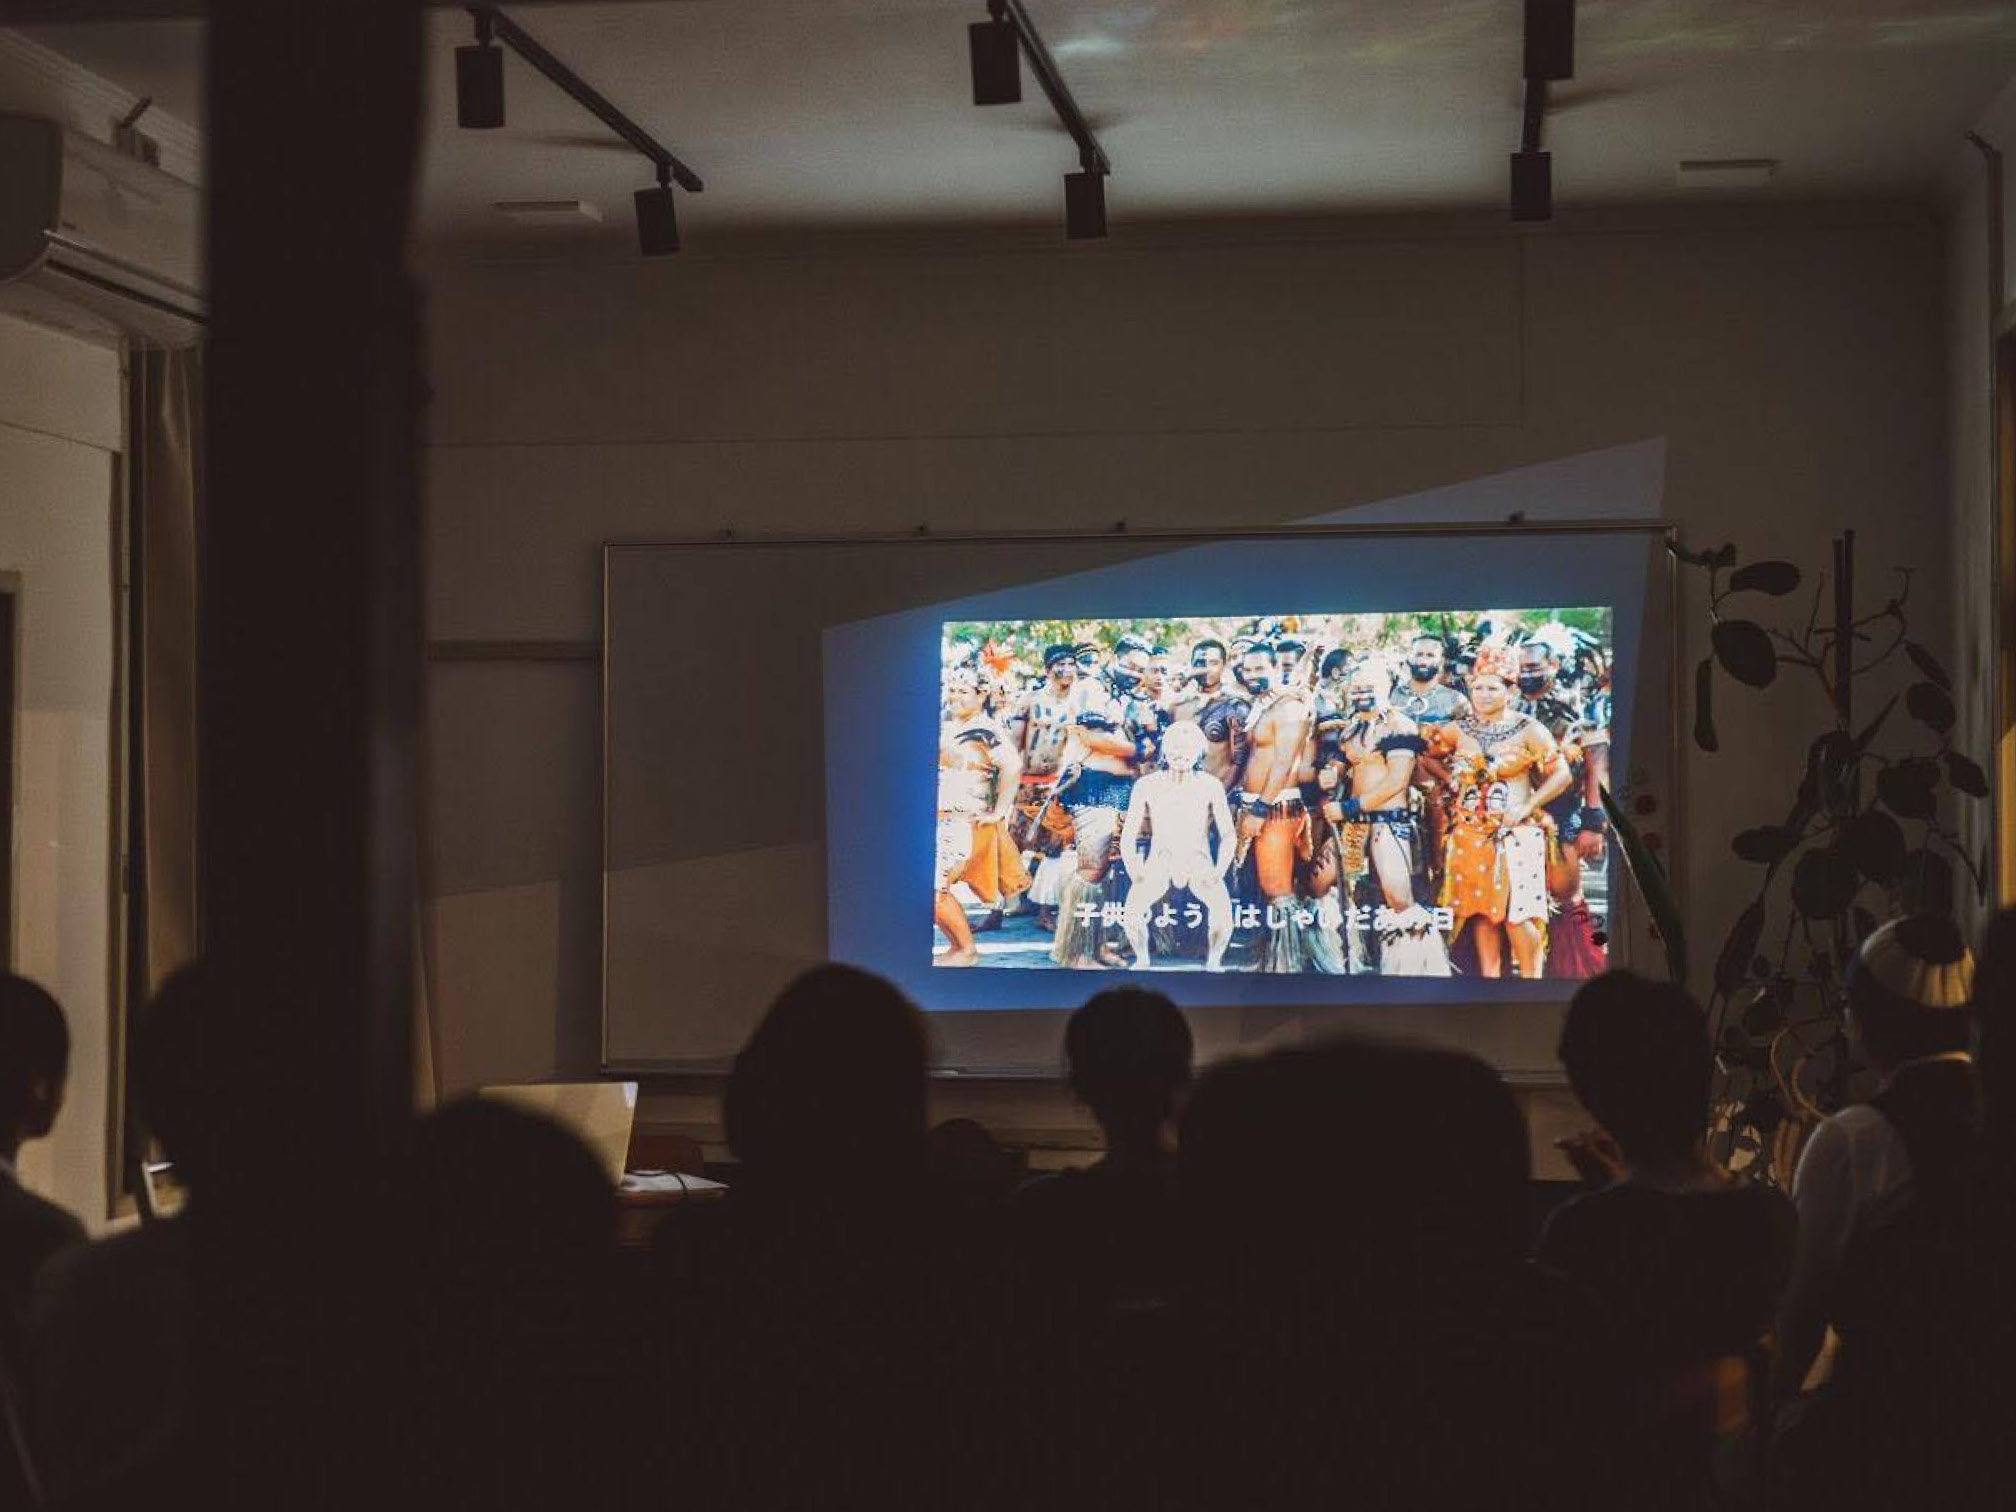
1516,673,1549,696
1350,693,1378,713
1409,660,1439,682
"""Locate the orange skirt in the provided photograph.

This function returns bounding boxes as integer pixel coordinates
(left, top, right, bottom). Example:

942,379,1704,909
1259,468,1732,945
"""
1441,815,1508,928
960,819,1031,904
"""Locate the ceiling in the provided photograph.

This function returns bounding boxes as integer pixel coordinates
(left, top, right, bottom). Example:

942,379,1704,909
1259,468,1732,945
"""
18,0,2016,247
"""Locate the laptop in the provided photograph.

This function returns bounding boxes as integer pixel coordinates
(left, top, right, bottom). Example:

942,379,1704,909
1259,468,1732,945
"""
477,1080,639,1186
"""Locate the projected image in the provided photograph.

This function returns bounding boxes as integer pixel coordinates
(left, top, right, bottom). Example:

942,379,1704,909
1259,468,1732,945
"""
933,609,1615,979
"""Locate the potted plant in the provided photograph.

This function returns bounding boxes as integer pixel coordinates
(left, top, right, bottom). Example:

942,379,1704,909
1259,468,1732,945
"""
1601,531,1987,1184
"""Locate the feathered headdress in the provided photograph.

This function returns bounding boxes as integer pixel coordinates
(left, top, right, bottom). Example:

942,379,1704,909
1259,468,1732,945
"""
1470,640,1519,683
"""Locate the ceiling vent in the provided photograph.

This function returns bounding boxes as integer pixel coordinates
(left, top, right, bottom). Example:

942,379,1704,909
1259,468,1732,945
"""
493,199,605,225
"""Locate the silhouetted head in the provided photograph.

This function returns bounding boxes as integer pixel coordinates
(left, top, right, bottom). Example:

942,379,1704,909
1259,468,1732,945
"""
1181,1038,1529,1322
0,973,69,1152
1180,1039,1538,1508
1065,988,1193,1151
1847,914,1974,1073
1556,971,1710,1166
725,965,930,1185
393,1098,615,1310
1974,909,2016,1145
132,961,218,1190
379,1098,618,1506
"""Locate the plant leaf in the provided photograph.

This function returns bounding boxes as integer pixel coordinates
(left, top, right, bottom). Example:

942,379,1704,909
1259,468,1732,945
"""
1728,560,1801,596
1905,681,1956,734
1876,758,1940,821
1716,900,1767,996
1792,845,1859,918
1599,784,1687,987
1843,809,1906,884
1732,826,1798,864
1693,658,1719,753
1712,620,1777,688
1946,751,1989,799
1741,988,1779,1036
1709,543,1739,570
1905,641,1951,691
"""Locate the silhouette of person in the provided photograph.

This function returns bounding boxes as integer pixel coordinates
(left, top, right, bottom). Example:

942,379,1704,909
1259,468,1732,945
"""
28,962,213,1503
373,1097,623,1512
1013,988,1192,1310
1537,971,1794,1509
651,965,1000,1512
0,975,83,1338
1772,915,1986,1512
1177,1037,1606,1512
1006,989,1195,1510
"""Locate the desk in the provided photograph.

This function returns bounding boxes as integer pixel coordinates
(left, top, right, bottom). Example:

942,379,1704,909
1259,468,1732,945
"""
616,1171,726,1246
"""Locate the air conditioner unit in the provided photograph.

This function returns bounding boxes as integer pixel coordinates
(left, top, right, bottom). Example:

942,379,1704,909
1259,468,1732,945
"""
0,112,203,349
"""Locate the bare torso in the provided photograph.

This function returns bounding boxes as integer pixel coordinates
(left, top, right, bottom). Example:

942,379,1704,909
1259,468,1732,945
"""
1340,708,1420,813
938,717,1009,817
1243,691,1315,802
1017,692,1075,778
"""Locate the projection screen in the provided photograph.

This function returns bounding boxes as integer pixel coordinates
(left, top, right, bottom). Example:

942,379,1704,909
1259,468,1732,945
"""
603,522,1677,1078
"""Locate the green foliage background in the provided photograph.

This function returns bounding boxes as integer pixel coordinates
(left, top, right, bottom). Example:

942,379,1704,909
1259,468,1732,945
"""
944,606,1613,681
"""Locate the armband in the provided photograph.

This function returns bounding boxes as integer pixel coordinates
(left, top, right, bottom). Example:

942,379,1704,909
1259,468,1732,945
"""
1237,791,1267,818
1076,710,1118,733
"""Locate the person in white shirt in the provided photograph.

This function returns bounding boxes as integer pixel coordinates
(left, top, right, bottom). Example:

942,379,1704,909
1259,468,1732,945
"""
1774,913,1979,1403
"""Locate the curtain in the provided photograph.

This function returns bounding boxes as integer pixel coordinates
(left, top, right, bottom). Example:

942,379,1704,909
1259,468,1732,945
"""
132,345,204,993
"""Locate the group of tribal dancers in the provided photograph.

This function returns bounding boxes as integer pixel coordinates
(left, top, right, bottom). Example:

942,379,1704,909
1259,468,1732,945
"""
934,621,1613,979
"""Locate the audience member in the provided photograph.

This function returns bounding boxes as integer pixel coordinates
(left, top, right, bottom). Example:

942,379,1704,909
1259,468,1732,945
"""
373,1097,625,1512
1541,972,1795,1358
651,965,1006,1512
1974,905,2016,1167
1177,1036,1607,1512
1537,971,1794,1508
1774,914,1978,1401
28,963,210,1504
1772,914,1984,1511
1012,987,1193,1309
1004,989,1195,1511
0,975,82,1339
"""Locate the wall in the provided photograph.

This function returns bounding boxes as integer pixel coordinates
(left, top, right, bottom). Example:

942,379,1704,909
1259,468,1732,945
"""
1946,77,2016,927
0,312,121,1225
420,203,1951,1159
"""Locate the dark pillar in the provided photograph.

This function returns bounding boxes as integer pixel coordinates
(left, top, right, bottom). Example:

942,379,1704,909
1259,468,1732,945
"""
199,0,422,1500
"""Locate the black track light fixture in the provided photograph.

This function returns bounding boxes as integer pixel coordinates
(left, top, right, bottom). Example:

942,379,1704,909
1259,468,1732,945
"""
1511,0,1572,220
970,5,1021,106
455,11,505,129
1510,150,1552,222
1524,0,1575,82
969,0,1112,241
634,166,678,256
1065,169,1106,240
459,8,704,256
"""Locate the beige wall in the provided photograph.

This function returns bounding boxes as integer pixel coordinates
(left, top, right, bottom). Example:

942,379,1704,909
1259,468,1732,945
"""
0,312,121,1226
420,204,1951,1161
1946,78,2016,926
